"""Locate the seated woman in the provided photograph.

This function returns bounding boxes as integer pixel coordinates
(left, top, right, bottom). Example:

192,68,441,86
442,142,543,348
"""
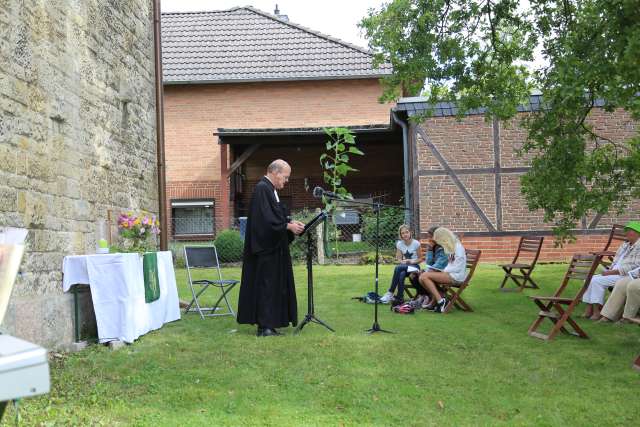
599,273,640,323
418,227,467,313
582,221,640,320
380,225,423,305
409,226,449,309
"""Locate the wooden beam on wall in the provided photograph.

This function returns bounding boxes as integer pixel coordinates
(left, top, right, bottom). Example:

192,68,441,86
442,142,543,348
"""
416,126,497,232
226,144,260,178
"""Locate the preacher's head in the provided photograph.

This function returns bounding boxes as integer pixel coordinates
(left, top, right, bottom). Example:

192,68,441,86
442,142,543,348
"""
266,159,291,190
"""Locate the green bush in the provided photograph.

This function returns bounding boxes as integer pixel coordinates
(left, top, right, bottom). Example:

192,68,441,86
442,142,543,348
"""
214,229,244,262
361,206,405,250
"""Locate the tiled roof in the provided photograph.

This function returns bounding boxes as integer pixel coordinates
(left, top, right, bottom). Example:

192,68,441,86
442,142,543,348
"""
395,95,606,117
161,6,392,84
214,124,392,136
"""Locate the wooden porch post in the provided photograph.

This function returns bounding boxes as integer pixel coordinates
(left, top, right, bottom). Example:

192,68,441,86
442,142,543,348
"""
220,143,231,230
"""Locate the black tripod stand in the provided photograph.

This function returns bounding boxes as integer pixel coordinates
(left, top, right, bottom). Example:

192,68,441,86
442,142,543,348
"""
295,211,334,334
365,201,392,334
324,195,408,334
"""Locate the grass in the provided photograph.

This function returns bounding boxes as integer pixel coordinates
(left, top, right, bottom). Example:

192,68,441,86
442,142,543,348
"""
6,263,640,426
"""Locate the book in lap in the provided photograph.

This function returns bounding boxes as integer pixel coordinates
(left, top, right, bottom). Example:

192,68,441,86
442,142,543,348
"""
0,228,27,325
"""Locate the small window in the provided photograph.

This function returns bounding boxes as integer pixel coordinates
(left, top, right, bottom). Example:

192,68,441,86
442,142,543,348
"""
171,199,215,237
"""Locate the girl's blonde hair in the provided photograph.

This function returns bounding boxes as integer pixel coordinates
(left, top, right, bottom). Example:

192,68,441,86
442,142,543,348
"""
398,224,411,239
433,227,457,254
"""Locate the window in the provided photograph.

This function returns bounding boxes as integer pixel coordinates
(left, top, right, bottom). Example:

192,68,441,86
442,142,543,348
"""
171,200,215,237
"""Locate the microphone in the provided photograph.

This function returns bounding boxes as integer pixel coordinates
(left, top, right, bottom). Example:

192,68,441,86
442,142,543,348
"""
312,186,338,198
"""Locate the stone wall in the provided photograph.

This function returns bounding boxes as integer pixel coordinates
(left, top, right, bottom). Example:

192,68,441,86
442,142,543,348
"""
0,0,158,349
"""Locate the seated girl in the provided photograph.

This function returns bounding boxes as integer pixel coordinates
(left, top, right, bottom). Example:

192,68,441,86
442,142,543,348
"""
418,227,467,313
380,225,423,305
409,226,448,308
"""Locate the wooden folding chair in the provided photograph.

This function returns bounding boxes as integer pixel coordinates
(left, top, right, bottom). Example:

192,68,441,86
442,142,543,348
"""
592,224,626,269
440,249,482,314
499,236,544,292
527,253,601,341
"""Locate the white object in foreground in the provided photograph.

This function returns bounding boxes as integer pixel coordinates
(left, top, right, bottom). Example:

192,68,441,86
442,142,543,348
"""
0,334,50,401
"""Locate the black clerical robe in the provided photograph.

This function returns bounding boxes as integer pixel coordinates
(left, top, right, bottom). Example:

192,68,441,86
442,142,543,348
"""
237,176,297,328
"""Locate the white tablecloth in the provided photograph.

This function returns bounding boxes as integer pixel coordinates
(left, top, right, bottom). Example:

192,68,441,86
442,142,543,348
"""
62,251,181,343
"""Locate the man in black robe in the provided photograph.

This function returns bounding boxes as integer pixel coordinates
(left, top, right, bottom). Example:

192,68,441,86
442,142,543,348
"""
237,159,305,336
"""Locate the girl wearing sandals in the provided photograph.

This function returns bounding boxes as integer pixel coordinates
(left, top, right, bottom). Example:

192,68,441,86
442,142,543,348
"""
380,225,423,305
418,227,467,313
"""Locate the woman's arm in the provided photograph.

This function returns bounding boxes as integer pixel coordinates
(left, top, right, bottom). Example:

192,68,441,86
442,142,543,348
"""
432,247,449,271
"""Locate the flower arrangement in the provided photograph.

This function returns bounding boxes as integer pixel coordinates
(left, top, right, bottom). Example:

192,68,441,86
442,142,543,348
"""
116,211,160,252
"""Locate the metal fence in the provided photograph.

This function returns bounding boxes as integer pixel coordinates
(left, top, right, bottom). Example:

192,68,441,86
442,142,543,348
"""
168,208,415,267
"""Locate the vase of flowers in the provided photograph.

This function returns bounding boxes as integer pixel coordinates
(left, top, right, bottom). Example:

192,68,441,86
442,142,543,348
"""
116,211,160,253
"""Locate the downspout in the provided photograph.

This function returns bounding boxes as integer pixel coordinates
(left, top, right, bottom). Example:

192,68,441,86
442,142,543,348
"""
153,0,168,250
392,111,411,226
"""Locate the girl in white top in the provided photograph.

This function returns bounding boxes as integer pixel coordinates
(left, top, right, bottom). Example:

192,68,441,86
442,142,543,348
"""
380,224,423,304
418,227,467,313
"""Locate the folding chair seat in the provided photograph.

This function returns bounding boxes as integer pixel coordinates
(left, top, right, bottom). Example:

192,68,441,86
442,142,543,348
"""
440,249,482,314
499,236,544,292
527,253,601,341
183,246,238,319
591,224,626,269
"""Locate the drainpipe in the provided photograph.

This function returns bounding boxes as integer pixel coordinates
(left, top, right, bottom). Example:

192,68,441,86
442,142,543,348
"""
392,111,411,226
153,0,168,250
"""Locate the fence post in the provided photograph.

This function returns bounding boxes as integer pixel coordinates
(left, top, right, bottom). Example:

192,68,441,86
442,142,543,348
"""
316,208,325,265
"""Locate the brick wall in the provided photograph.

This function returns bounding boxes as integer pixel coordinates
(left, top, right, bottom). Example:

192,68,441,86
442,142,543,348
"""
415,108,639,261
163,78,395,228
460,234,617,263
166,181,224,237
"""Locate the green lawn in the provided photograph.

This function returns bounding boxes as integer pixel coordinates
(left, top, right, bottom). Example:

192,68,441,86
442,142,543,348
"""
6,264,640,426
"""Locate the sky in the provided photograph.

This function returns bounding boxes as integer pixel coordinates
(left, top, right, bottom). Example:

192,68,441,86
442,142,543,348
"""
160,0,386,50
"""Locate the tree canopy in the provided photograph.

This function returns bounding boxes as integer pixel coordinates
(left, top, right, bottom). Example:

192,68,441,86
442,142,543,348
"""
361,0,640,241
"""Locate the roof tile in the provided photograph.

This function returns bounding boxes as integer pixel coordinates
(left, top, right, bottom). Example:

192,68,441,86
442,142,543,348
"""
161,7,392,84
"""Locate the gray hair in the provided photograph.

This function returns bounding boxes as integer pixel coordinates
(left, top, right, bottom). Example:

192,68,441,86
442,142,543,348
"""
267,159,290,173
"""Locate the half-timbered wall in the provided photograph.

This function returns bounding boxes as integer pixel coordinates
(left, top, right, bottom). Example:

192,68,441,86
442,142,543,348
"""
413,108,639,261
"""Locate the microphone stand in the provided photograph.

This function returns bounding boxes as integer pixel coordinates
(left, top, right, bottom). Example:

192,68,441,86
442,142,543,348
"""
322,193,409,334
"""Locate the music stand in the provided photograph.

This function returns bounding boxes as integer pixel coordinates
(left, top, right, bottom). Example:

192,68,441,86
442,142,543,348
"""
295,211,335,334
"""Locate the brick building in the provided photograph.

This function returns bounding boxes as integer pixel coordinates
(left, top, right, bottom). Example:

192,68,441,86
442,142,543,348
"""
395,97,639,261
162,6,637,261
161,7,401,239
